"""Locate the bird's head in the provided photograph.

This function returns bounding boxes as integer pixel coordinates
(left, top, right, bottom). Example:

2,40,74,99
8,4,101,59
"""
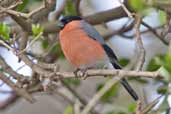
58,16,82,29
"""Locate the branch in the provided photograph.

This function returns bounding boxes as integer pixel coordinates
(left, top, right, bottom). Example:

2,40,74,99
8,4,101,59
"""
43,1,129,34
0,55,27,81
0,72,35,103
141,21,169,45
103,20,134,40
49,69,161,79
84,2,128,25
134,15,145,71
49,0,66,21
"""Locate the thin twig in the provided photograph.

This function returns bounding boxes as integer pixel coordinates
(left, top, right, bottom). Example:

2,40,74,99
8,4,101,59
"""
134,15,145,71
136,100,143,114
0,40,16,54
119,0,133,18
141,21,169,45
17,32,43,55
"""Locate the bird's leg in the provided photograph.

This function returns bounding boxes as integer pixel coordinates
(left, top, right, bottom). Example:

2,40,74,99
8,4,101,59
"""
74,68,89,80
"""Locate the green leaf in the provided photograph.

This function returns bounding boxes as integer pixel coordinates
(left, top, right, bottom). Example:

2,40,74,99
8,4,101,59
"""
158,67,171,83
0,23,10,41
128,103,136,112
41,39,49,49
163,53,171,72
129,77,148,84
64,105,73,114
147,53,171,73
118,58,129,67
147,53,171,82
158,10,166,25
96,82,118,102
17,0,29,11
32,24,44,37
157,85,168,94
147,58,161,71
129,0,146,12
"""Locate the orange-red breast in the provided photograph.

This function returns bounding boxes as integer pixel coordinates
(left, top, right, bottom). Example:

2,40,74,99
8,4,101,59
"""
58,16,138,101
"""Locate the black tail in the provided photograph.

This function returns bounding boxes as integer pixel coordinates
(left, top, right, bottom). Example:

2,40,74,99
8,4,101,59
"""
103,44,139,101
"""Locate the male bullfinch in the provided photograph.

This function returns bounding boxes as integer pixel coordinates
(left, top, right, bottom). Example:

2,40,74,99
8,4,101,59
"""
58,16,139,101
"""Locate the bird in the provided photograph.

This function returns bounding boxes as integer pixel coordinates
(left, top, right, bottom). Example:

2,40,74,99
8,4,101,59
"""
58,15,139,101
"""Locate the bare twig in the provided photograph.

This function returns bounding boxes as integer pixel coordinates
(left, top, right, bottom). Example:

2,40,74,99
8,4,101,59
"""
17,32,43,55
0,40,16,54
141,21,169,45
119,0,133,18
104,20,134,40
49,69,161,79
134,15,145,71
141,96,162,114
136,100,143,114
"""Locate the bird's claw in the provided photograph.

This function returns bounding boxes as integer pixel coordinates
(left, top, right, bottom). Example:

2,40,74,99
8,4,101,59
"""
74,68,88,80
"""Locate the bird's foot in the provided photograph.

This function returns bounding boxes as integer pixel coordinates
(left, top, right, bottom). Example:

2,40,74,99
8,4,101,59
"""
74,68,88,80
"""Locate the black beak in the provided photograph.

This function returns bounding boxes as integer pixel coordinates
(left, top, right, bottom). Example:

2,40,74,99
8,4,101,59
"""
57,21,65,29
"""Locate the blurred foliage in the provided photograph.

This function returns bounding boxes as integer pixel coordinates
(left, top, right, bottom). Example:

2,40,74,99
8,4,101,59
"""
157,85,168,94
147,53,171,71
63,78,81,87
64,105,73,114
103,103,136,114
17,0,29,11
158,10,167,25
96,81,119,102
32,24,44,37
104,111,126,114
51,43,64,58
147,53,171,82
0,23,10,41
118,58,129,67
129,0,147,13
128,103,136,113
63,0,77,15
41,39,49,49
147,53,171,99
17,0,42,12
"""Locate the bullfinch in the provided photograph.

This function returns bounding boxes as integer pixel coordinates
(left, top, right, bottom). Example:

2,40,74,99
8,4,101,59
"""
58,15,139,101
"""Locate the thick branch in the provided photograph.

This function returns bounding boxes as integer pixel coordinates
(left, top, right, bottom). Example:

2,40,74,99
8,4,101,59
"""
0,72,35,103
0,55,27,81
